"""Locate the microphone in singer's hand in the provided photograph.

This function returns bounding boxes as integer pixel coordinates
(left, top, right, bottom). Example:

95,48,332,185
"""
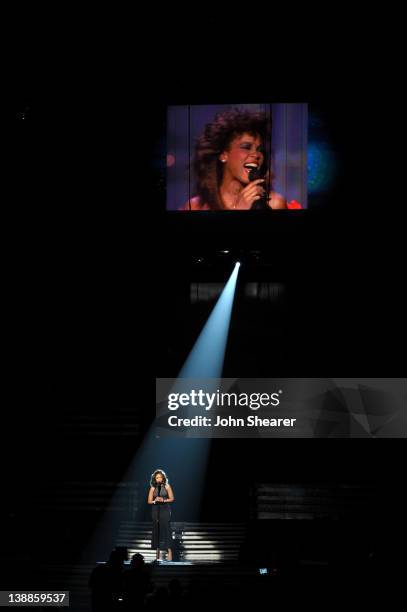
248,165,269,210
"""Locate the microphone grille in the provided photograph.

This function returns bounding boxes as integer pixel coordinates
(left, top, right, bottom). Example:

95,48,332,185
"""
248,166,262,181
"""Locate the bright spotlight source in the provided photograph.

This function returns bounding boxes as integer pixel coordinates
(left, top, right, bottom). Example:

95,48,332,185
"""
236,261,241,267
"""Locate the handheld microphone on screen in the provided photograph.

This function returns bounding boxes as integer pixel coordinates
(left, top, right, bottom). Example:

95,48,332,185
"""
248,165,270,210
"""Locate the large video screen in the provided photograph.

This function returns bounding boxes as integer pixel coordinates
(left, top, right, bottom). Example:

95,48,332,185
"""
167,103,308,211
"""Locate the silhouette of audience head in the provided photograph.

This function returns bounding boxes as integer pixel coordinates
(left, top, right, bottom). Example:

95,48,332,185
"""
106,549,123,568
130,552,145,568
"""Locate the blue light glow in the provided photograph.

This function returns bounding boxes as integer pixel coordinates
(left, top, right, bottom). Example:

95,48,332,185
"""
178,263,240,378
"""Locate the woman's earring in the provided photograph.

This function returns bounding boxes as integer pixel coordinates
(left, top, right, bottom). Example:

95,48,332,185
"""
221,159,226,163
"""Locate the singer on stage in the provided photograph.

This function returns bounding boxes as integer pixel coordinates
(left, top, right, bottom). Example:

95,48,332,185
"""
180,109,301,211
148,469,175,561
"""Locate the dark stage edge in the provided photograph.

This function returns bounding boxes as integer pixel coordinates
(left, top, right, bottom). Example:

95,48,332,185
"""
26,561,279,611
15,558,381,611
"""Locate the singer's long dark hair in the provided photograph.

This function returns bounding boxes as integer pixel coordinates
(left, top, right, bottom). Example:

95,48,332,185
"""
150,469,169,487
193,108,272,210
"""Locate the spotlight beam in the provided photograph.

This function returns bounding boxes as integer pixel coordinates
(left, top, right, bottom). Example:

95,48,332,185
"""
178,263,241,379
76,268,241,565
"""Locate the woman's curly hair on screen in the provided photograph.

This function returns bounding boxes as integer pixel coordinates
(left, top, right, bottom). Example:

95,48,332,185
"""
193,108,272,210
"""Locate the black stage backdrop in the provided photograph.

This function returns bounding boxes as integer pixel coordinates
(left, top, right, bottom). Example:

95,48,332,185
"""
5,58,406,602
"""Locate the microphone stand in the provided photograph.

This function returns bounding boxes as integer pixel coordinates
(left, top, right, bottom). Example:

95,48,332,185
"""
156,485,160,562
155,484,163,562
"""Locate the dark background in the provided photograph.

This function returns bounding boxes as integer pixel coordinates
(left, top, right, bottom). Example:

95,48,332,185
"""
6,51,406,600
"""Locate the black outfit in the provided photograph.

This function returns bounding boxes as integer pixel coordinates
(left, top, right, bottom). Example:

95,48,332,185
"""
151,484,172,550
